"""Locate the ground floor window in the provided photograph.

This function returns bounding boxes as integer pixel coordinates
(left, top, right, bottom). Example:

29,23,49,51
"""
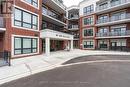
83,28,93,37
83,41,94,48
99,40,108,48
14,37,38,55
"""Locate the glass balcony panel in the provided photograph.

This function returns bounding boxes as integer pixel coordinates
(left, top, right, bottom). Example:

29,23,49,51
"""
0,16,5,28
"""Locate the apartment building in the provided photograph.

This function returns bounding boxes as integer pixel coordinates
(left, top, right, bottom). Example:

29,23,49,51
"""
66,5,80,48
79,0,99,50
0,0,42,60
0,0,74,62
95,0,130,51
79,0,130,51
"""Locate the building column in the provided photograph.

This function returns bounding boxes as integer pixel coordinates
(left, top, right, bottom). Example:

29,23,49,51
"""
70,40,73,50
45,38,50,56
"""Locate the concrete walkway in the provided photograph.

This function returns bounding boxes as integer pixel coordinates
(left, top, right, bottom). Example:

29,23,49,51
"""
0,49,130,85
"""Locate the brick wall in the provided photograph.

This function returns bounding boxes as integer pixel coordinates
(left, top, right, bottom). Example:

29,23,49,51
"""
4,0,43,58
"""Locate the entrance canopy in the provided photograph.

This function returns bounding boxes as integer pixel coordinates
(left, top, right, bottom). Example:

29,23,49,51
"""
40,29,74,56
40,29,73,40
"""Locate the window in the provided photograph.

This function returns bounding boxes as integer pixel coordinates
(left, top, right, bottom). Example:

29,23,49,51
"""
83,5,94,15
111,0,120,6
111,25,126,35
83,41,94,48
98,27,108,33
99,2,108,10
111,12,126,21
14,37,38,55
83,29,93,37
99,40,108,48
83,17,94,25
98,15,109,23
14,8,38,30
24,0,38,7
42,6,48,15
42,21,47,29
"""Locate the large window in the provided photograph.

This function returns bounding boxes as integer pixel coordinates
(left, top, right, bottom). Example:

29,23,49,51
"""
24,0,38,7
99,40,108,49
83,41,94,48
83,17,94,25
111,11,126,21
99,2,108,10
83,29,93,37
111,0,120,7
98,27,108,33
83,5,94,15
111,25,126,35
98,15,109,23
14,8,38,30
14,37,38,55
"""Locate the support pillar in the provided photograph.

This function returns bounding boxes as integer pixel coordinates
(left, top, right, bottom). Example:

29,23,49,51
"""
70,40,73,50
45,38,50,56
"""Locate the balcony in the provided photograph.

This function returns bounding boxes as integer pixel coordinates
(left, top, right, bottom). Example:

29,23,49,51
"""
42,7,66,26
68,15,79,20
68,25,79,30
96,0,130,14
96,13,130,26
96,30,130,38
74,35,79,40
53,0,66,10
0,16,6,31
43,0,66,14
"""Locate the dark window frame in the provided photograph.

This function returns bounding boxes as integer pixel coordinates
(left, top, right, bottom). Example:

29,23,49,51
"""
24,0,38,7
83,4,94,15
14,37,38,55
14,8,38,30
83,17,94,25
84,41,94,48
84,29,94,37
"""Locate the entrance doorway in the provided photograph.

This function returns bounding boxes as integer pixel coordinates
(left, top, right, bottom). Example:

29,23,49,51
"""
42,39,65,53
50,40,64,52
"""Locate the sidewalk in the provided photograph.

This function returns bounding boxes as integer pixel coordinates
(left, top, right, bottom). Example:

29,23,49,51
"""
0,49,130,85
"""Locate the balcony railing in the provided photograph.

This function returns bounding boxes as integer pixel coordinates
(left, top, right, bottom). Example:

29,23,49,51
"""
68,15,79,19
42,7,64,22
97,13,130,24
96,30,130,37
96,0,130,11
74,35,79,39
0,16,5,28
53,0,66,9
68,25,79,29
0,51,11,67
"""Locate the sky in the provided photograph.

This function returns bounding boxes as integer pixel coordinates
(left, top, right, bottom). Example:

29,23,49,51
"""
63,0,82,7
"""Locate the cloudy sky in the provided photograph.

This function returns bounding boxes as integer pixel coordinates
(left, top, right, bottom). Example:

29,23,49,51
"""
63,0,82,7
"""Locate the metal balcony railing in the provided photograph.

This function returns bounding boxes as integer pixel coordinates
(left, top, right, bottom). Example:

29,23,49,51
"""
74,35,79,39
0,51,11,67
68,15,79,19
42,7,64,22
53,0,66,9
97,13,130,24
96,30,130,37
68,25,79,29
0,16,5,28
96,0,130,11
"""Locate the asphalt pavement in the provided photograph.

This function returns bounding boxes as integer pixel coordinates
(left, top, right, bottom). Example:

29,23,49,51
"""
1,55,130,87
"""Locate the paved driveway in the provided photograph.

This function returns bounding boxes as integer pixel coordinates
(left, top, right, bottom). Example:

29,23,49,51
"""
1,55,130,87
63,55,130,64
